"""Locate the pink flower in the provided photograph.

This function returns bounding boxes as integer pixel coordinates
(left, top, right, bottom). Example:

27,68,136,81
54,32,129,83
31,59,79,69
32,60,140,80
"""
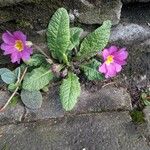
99,46,128,78
0,31,33,64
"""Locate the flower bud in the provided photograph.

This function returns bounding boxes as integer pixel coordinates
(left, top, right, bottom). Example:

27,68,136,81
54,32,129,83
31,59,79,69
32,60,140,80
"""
61,68,68,78
51,64,61,73
26,41,33,47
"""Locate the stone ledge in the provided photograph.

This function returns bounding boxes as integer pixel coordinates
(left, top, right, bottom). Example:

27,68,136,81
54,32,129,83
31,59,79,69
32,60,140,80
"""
122,0,150,3
0,111,149,150
24,84,132,123
0,91,24,126
0,83,132,124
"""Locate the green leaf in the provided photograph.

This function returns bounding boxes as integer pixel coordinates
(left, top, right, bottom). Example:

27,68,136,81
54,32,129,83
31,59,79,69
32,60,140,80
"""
14,67,21,81
68,27,83,51
21,90,43,109
144,100,150,106
23,66,53,91
130,110,145,123
60,72,81,111
0,68,10,75
1,71,17,84
9,95,20,107
8,83,18,92
25,54,46,67
47,8,70,62
76,20,111,61
82,59,104,80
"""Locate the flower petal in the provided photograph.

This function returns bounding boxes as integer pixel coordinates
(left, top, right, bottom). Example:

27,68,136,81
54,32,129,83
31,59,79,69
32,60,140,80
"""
11,52,22,64
13,31,27,42
108,46,118,54
114,63,122,72
2,31,15,44
99,63,107,73
114,59,127,66
21,51,31,61
24,47,33,54
102,49,109,60
105,63,117,77
11,52,19,63
114,48,128,60
1,43,16,54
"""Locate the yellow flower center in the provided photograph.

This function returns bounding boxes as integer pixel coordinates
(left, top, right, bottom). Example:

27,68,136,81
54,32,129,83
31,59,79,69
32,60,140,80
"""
106,55,114,65
15,40,23,52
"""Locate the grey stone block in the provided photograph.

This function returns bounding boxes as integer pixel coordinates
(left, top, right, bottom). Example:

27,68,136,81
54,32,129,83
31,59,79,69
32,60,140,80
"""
122,0,150,3
0,112,149,150
24,84,132,122
110,23,150,45
24,85,65,122
73,85,132,112
0,91,24,126
72,0,122,25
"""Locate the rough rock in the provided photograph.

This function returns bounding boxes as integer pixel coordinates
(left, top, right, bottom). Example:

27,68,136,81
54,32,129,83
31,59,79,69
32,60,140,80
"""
73,85,132,113
72,0,122,25
110,23,150,45
0,91,24,126
0,82,132,124
144,106,150,130
0,0,35,7
121,2,150,25
0,0,122,27
24,84,132,122
0,10,13,24
0,0,22,7
122,0,150,3
0,112,149,150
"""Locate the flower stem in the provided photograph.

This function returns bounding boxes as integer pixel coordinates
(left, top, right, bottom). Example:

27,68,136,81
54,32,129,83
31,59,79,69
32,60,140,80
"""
63,53,70,66
0,67,28,112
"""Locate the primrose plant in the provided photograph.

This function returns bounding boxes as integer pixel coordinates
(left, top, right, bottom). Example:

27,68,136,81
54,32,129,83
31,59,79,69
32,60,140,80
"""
0,8,128,111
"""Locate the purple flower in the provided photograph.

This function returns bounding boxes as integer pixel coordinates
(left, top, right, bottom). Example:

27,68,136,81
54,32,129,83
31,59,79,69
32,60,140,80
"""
1,31,33,64
99,46,128,78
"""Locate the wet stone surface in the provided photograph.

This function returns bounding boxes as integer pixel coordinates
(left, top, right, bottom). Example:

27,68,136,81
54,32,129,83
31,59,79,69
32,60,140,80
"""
72,0,122,25
110,23,150,45
24,85,65,122
0,84,132,124
0,112,149,150
0,91,24,126
73,84,132,113
24,84,132,122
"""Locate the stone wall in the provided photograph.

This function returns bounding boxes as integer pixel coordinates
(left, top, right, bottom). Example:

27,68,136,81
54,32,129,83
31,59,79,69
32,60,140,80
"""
0,1,150,149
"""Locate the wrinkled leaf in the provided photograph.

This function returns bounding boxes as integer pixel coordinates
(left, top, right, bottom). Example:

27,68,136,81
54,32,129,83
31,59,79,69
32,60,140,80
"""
8,83,17,92
60,72,81,111
76,20,111,61
68,27,83,51
21,90,43,109
82,59,104,80
144,100,150,106
23,66,53,91
14,67,21,81
25,54,46,67
47,8,70,62
1,71,16,84
0,68,10,75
